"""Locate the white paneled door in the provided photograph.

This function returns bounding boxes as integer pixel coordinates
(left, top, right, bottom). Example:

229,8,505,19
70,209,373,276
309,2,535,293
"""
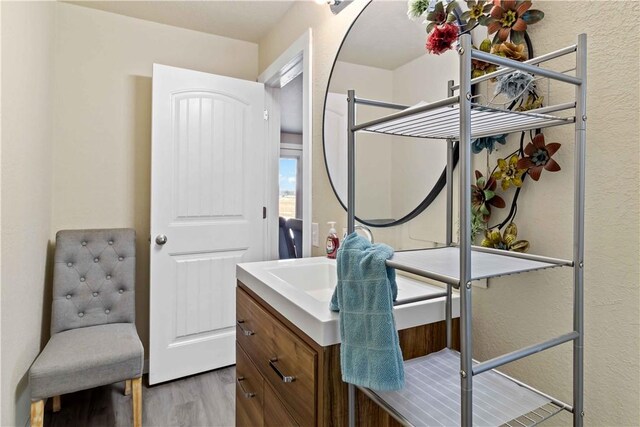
150,64,266,384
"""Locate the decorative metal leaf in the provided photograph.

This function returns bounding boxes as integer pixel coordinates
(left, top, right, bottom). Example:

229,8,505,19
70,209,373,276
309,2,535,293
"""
426,22,436,33
446,1,458,14
505,222,518,238
510,30,525,44
521,9,545,24
510,240,530,253
492,195,506,208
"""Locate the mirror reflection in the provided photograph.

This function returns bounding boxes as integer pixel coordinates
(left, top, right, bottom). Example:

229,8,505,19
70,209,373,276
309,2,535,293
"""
323,1,459,226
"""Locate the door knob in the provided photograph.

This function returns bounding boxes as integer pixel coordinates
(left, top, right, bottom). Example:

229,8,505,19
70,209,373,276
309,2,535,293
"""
155,234,168,245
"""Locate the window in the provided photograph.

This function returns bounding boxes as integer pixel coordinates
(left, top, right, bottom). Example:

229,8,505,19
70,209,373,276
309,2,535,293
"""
279,148,302,219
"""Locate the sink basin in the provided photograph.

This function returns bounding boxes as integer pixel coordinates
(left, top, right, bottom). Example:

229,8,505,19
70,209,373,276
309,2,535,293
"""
237,257,460,346
267,262,337,302
267,260,446,305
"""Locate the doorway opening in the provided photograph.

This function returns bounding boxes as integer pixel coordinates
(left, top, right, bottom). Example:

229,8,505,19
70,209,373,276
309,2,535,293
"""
278,74,303,221
259,30,312,260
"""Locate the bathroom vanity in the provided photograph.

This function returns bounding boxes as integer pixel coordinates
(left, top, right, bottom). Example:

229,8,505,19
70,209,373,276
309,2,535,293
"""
235,258,460,427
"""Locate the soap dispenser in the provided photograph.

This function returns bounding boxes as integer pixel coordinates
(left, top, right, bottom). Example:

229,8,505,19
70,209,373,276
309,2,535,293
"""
326,222,340,259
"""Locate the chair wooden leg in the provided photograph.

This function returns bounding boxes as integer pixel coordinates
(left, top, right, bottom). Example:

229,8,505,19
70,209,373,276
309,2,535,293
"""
124,379,132,396
132,377,142,427
31,400,44,427
52,395,61,413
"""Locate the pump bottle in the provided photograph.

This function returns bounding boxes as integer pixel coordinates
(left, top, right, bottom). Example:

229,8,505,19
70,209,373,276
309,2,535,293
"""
326,222,339,259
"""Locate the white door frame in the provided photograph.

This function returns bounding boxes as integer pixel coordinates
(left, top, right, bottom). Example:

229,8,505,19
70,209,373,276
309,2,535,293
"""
258,29,313,259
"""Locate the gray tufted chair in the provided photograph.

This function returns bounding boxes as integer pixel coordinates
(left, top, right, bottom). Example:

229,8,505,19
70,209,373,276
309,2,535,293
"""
29,229,143,427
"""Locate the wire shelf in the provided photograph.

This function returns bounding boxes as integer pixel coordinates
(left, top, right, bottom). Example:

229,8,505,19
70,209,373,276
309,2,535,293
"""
357,103,574,140
386,247,571,285
345,33,586,426
361,349,566,427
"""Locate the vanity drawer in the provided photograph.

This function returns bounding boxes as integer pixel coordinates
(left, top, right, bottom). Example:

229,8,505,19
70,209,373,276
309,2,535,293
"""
236,288,317,426
264,381,298,427
236,287,265,363
236,343,264,427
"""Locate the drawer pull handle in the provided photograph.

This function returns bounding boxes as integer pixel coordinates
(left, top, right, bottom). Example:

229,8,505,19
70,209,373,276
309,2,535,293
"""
236,376,255,398
269,358,296,383
236,320,254,336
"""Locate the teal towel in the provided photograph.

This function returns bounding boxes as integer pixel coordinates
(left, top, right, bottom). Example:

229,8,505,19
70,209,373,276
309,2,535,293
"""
329,233,404,391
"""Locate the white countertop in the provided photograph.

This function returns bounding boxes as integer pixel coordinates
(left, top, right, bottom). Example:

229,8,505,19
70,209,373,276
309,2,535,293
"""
237,257,460,347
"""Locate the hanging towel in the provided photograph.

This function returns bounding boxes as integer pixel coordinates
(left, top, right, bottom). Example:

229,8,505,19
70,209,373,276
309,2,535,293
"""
329,233,404,391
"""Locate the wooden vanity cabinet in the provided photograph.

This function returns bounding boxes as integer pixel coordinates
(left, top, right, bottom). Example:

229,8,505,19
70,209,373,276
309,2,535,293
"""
236,343,264,427
264,381,299,427
236,282,459,427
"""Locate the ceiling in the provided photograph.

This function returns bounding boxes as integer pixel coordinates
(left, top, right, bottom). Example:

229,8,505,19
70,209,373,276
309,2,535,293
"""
66,0,296,43
280,73,303,134
67,1,426,70
338,1,431,70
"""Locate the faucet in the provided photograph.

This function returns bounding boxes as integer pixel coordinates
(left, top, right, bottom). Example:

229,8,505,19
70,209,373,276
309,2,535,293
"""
354,225,374,243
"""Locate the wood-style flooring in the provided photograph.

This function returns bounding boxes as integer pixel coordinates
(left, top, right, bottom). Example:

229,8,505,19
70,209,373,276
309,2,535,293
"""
43,366,236,427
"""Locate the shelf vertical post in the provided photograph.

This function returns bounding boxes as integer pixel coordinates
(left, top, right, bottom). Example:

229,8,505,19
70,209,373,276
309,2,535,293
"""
446,80,455,350
458,34,473,427
573,33,587,427
446,80,455,248
347,89,356,235
445,139,453,348
347,89,356,427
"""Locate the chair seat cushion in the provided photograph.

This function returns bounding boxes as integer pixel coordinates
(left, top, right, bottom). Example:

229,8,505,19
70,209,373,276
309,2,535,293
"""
30,323,143,400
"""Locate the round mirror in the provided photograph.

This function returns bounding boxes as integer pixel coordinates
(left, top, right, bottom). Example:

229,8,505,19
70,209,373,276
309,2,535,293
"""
323,0,460,227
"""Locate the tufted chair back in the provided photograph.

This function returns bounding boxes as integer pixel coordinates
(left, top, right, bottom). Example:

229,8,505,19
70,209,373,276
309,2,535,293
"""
51,229,136,334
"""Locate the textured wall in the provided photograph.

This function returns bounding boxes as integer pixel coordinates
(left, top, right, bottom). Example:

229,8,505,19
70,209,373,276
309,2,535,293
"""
51,2,258,359
1,2,55,425
472,2,640,425
260,0,640,424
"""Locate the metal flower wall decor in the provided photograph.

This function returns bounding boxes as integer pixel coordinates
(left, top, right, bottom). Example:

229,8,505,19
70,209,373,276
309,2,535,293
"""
408,0,545,55
407,0,560,253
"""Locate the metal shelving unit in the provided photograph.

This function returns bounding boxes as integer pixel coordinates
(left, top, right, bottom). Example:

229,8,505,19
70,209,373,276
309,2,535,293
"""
344,33,587,426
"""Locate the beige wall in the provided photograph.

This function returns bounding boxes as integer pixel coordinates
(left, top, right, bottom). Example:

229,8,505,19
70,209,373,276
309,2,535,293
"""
260,1,640,425
329,60,395,223
471,2,640,425
1,2,56,425
1,3,258,425
391,52,459,243
51,2,258,360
